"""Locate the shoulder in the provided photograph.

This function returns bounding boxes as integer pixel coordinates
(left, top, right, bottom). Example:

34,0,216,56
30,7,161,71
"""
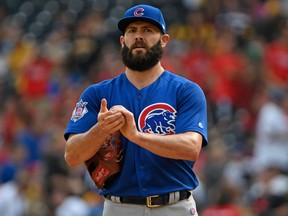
163,71,199,86
81,74,125,101
84,73,125,92
162,71,205,95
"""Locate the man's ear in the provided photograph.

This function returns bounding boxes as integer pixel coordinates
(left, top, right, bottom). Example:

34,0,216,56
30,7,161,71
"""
120,36,125,47
161,34,170,47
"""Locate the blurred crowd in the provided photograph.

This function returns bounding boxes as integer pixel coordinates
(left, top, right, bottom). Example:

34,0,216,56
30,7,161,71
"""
0,0,288,215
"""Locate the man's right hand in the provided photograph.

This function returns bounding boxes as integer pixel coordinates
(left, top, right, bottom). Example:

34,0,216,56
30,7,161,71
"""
97,99,125,135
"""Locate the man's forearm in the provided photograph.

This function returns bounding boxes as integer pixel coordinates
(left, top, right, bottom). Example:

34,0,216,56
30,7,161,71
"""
132,131,203,161
64,124,108,167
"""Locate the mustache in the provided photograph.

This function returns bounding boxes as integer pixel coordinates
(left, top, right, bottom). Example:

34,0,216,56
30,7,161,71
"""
131,41,147,49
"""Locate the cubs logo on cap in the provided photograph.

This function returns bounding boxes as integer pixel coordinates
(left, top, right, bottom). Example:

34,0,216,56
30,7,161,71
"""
118,4,166,34
134,8,144,17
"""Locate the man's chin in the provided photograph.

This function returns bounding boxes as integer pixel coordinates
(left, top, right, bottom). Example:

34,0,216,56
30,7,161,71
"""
132,48,146,55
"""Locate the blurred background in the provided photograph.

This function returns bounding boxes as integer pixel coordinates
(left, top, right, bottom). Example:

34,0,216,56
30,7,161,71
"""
0,0,288,215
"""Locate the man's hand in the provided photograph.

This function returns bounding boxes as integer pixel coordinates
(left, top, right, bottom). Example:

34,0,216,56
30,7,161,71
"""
97,99,125,134
110,105,139,142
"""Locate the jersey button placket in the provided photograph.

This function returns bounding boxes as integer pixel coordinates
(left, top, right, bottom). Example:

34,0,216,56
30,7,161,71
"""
138,159,148,195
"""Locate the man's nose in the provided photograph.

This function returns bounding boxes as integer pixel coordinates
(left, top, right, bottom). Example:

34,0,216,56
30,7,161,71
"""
134,30,144,39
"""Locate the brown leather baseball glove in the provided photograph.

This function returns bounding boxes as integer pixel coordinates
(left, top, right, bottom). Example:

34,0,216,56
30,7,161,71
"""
85,131,123,189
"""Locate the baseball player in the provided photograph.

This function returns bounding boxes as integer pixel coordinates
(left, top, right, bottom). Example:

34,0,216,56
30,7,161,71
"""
64,4,208,216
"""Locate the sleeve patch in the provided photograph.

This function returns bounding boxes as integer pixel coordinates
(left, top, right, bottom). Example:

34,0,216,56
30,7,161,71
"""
71,99,88,122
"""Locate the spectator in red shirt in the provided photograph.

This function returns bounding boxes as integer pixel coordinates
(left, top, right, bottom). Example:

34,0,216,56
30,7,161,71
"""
19,47,53,99
210,30,246,108
180,36,213,96
263,17,288,88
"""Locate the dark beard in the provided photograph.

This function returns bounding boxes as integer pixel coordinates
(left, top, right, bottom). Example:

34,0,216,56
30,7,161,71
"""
121,40,163,71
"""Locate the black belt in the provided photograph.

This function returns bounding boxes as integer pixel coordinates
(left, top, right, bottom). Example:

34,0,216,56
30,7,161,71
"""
104,190,191,208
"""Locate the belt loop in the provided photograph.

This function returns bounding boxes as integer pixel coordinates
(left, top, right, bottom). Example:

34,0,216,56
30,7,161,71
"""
169,191,180,203
111,195,121,203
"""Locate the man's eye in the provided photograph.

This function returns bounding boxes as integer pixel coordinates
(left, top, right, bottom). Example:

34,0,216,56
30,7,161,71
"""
127,29,136,33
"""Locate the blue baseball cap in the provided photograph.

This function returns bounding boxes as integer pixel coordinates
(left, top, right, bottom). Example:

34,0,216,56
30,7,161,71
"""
118,4,166,34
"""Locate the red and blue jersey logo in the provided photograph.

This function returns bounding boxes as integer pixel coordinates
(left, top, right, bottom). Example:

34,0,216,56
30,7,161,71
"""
138,103,176,135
